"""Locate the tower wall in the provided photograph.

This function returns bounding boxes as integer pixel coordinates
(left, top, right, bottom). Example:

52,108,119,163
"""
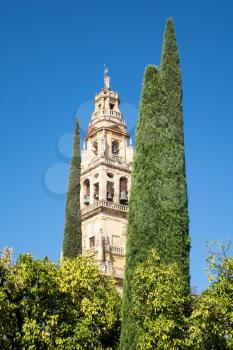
80,84,133,285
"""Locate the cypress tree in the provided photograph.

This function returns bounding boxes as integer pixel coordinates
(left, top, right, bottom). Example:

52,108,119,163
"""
62,118,82,258
160,18,190,291
120,19,190,348
120,65,166,349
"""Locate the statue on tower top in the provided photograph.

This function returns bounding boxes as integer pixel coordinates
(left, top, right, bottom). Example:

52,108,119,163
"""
104,65,110,89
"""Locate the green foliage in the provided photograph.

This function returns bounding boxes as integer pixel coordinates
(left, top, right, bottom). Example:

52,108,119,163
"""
187,244,233,349
120,65,166,349
62,118,82,258
160,18,190,291
121,18,190,349
132,250,189,350
0,245,231,350
0,249,120,349
128,246,232,350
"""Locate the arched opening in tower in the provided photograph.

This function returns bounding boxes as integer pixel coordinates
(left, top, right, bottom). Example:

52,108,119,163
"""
93,182,99,201
107,181,114,202
119,177,128,205
83,179,90,206
112,140,119,156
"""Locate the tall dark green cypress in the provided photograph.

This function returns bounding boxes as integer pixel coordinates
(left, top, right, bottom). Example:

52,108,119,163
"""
160,18,190,291
120,19,190,349
62,118,82,258
120,65,166,349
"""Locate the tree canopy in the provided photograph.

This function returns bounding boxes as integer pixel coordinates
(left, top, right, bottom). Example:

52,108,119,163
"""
130,245,233,350
0,249,120,350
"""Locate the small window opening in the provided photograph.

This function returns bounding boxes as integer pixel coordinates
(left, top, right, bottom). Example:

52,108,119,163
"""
112,140,119,155
119,177,128,204
89,236,95,248
107,181,114,202
107,172,114,178
93,182,99,201
83,179,90,206
110,103,115,110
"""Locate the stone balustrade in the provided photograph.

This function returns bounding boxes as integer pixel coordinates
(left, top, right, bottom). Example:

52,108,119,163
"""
81,200,128,216
92,110,122,119
81,155,132,174
105,245,125,255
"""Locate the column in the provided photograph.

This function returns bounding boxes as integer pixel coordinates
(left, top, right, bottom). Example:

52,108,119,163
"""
99,168,106,201
114,172,120,204
89,174,94,205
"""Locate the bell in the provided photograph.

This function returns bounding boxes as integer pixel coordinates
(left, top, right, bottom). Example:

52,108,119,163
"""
94,192,99,199
120,191,127,202
84,195,90,204
107,192,113,199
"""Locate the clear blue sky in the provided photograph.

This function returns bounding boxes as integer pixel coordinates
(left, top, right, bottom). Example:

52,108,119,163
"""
0,0,232,292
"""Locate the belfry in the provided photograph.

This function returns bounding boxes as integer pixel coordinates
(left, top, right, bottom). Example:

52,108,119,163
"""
81,68,133,287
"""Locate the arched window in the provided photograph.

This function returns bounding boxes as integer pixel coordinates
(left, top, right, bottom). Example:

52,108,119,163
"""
93,182,99,201
83,179,90,205
107,181,114,202
119,177,128,204
89,236,95,248
112,140,119,155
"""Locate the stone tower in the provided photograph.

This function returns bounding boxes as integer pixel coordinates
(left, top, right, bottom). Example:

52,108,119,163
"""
81,69,133,287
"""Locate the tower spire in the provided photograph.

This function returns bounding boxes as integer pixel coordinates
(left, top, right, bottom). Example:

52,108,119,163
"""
104,64,110,89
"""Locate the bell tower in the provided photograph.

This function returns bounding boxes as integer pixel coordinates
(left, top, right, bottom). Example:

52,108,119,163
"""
81,69,133,286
